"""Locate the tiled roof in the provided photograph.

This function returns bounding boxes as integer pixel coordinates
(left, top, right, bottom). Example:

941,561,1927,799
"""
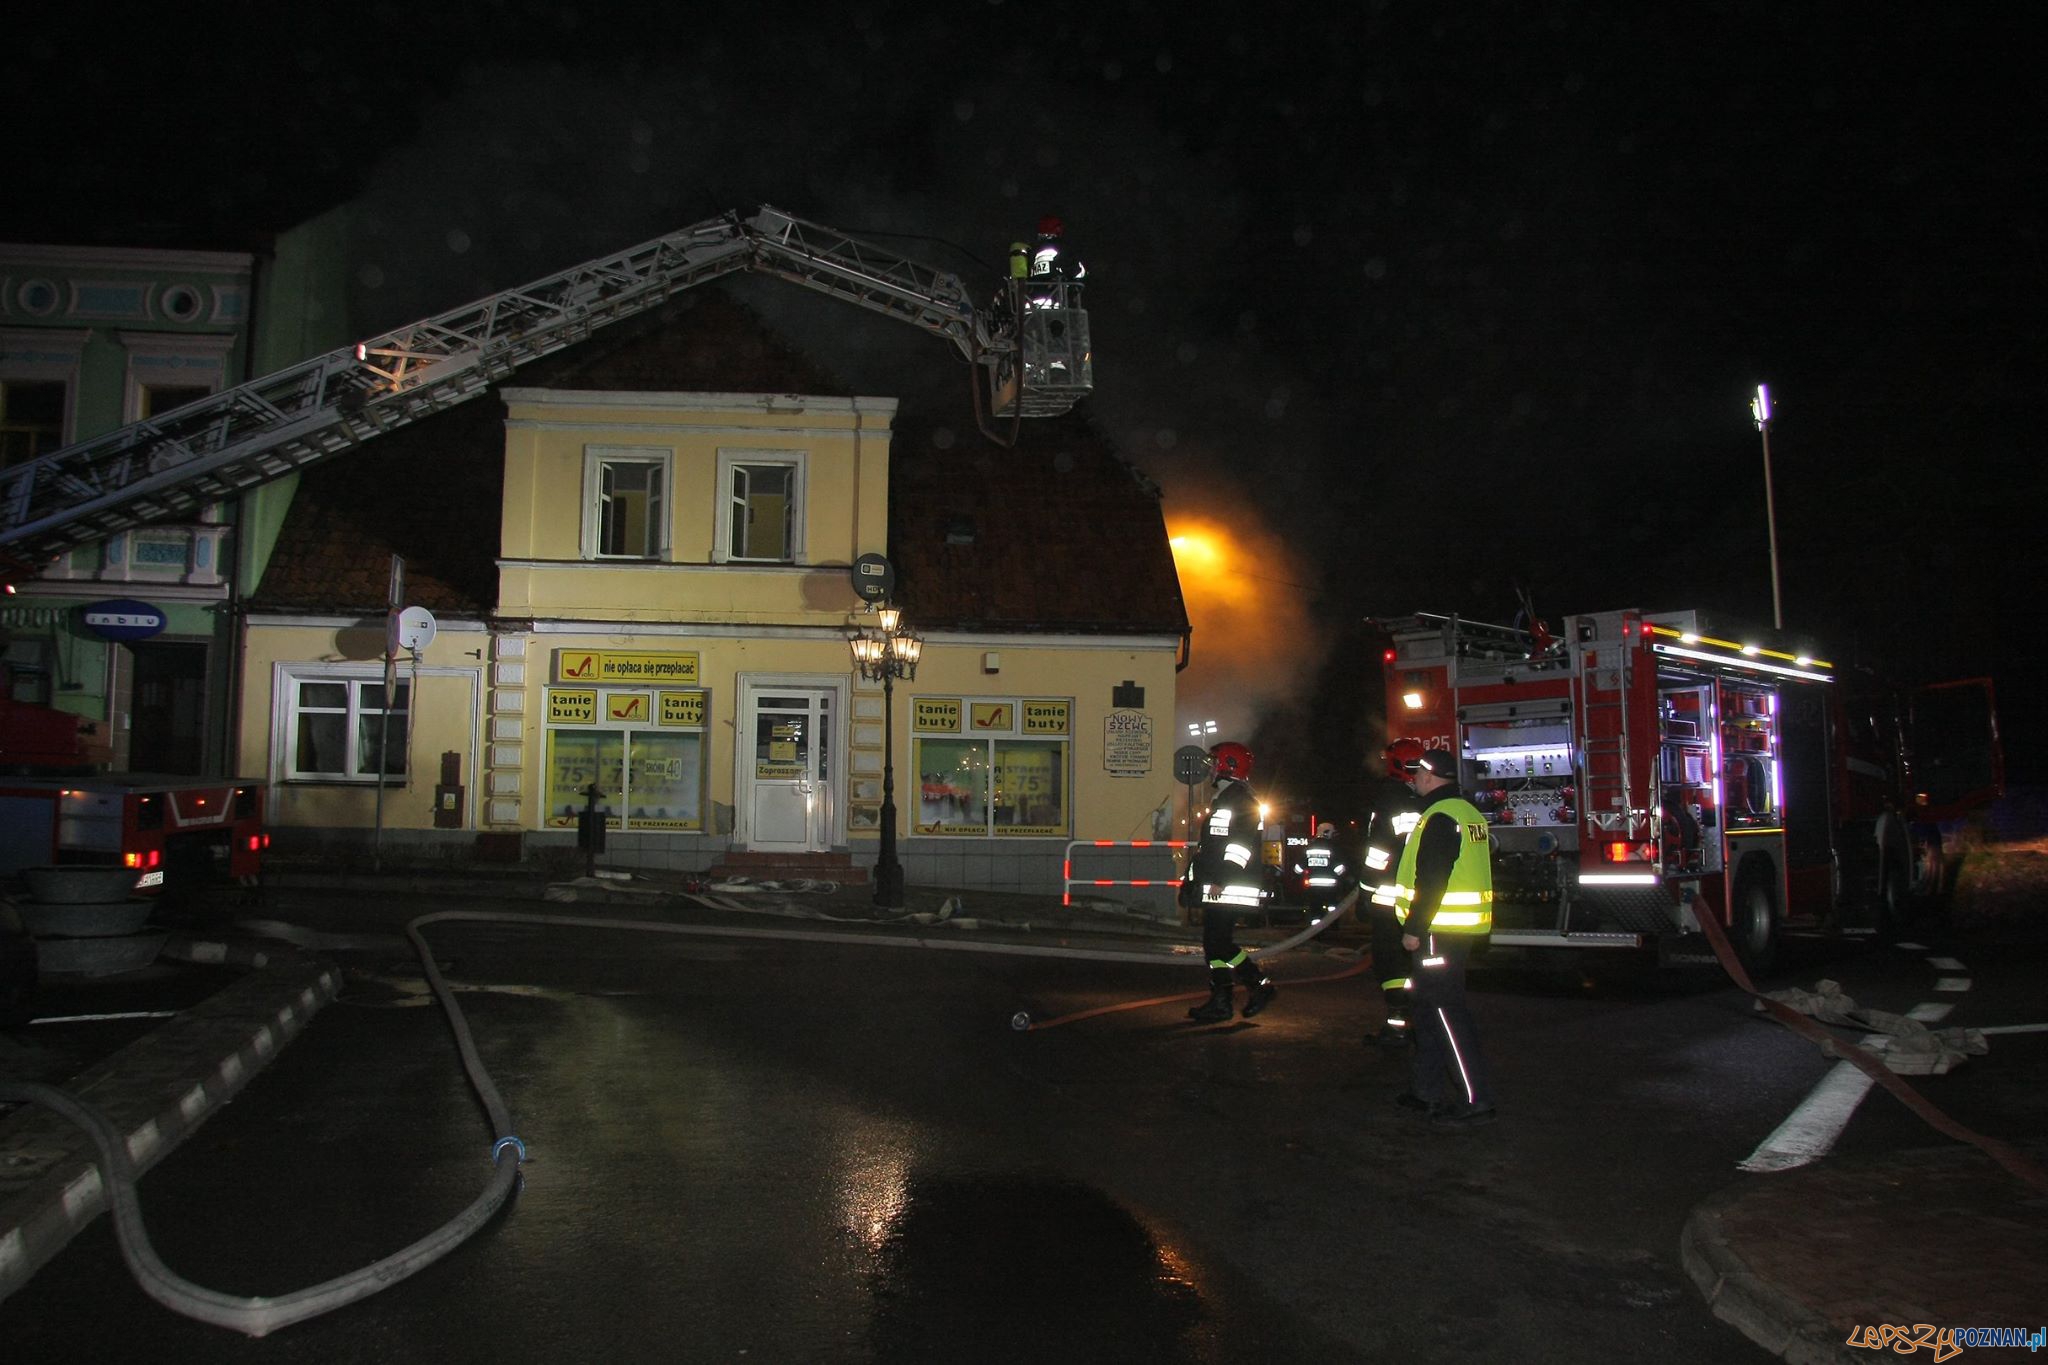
251,288,1187,642
887,408,1188,636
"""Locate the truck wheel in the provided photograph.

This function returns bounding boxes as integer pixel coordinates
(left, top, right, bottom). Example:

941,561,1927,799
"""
1873,814,1911,943
1731,860,1779,975
1874,862,1908,944
1910,828,1950,919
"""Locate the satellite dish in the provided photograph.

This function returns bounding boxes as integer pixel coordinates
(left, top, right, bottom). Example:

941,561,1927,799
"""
394,605,438,651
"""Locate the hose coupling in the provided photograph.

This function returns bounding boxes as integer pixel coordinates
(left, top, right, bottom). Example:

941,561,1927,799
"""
492,1135,528,1166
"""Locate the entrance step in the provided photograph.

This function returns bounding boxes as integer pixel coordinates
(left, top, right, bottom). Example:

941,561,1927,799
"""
705,851,869,886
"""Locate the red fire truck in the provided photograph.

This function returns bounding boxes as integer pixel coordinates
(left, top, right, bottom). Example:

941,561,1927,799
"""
1377,609,2002,969
0,695,267,894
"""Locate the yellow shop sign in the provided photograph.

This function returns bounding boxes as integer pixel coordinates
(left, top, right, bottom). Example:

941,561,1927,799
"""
555,650,699,685
659,691,706,727
549,689,597,724
1021,699,1069,735
914,698,962,732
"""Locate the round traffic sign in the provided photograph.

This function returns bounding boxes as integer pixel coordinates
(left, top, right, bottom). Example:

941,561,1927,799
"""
1174,744,1214,785
852,553,895,603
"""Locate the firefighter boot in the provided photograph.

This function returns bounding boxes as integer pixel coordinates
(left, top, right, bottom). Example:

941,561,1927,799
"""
1237,959,1278,1018
1377,1000,1411,1048
1187,969,1235,1023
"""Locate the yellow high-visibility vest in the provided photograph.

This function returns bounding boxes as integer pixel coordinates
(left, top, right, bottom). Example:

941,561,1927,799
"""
1392,796,1493,934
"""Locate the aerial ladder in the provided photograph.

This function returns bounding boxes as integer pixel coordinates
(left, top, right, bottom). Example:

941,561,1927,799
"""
0,206,1091,576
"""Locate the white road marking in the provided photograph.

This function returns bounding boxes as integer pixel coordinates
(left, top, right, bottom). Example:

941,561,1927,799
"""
1741,1061,1877,1172
1895,942,1930,952
1742,949,1974,1172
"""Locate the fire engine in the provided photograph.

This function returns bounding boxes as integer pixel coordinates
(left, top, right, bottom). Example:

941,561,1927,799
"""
0,693,267,894
1377,609,2002,969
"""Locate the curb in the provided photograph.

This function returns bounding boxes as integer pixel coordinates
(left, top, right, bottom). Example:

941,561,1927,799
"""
1680,1193,1862,1365
0,949,342,1305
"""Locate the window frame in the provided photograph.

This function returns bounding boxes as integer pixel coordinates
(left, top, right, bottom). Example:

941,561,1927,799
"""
908,696,1073,837
279,669,413,784
581,445,672,561
0,326,86,468
117,330,234,424
713,448,808,565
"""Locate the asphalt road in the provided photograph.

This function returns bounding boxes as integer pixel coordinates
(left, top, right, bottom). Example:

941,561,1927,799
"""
3,891,2037,1363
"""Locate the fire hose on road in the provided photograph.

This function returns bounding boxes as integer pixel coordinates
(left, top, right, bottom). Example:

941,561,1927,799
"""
0,894,1366,1334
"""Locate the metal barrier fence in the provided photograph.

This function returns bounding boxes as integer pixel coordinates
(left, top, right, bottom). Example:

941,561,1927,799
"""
1061,839,1191,907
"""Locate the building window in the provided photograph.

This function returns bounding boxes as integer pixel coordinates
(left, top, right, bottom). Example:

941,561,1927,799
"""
284,674,410,781
584,448,668,559
715,450,805,563
0,378,67,467
910,696,1071,836
142,384,212,419
543,686,707,830
3,635,55,705
117,330,233,425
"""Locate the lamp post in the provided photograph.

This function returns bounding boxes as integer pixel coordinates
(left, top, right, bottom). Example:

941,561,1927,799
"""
1751,383,1784,630
850,603,922,908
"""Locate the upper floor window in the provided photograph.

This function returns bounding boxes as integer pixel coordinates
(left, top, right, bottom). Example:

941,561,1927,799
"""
716,450,806,564
0,378,67,468
583,447,669,560
142,384,212,419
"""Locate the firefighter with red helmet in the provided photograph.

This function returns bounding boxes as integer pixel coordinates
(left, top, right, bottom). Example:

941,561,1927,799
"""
1027,213,1086,309
1184,740,1277,1022
1363,739,1426,1046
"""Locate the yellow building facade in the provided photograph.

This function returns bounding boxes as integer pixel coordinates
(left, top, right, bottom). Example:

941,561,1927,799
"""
237,386,1185,898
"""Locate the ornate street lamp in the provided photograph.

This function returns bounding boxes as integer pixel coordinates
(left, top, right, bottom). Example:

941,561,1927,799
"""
849,603,922,907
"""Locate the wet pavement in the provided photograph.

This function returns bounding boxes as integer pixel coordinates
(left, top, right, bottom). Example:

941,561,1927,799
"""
2,860,2044,1361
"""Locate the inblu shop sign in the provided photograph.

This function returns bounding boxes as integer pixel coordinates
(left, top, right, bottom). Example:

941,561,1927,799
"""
80,599,168,642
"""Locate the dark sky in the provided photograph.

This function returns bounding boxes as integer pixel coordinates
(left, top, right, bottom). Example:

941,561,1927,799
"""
8,1,2042,783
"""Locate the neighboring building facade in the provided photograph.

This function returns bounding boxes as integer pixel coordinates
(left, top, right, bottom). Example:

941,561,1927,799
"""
0,215,351,773
238,293,1190,899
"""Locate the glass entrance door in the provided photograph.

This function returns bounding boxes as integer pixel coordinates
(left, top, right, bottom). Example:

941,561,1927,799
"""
746,687,834,851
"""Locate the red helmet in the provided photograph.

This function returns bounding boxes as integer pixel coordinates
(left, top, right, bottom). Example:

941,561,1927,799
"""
1037,214,1065,237
1384,738,1425,779
1210,741,1253,781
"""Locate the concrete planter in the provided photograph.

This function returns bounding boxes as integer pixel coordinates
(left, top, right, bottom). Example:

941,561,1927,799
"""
19,899,157,938
21,866,145,905
36,932,167,977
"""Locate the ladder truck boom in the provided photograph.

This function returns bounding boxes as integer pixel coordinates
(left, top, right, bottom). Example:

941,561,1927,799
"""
0,206,1089,572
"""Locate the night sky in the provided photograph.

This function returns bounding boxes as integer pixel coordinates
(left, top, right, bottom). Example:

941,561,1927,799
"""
8,2,2042,795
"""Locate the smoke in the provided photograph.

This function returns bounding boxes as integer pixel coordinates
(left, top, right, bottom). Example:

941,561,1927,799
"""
1163,471,1325,758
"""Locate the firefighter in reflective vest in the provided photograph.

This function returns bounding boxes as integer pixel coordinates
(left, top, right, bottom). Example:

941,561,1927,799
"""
1290,821,1351,918
1364,739,1425,1047
1185,740,1278,1022
1394,748,1498,1128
